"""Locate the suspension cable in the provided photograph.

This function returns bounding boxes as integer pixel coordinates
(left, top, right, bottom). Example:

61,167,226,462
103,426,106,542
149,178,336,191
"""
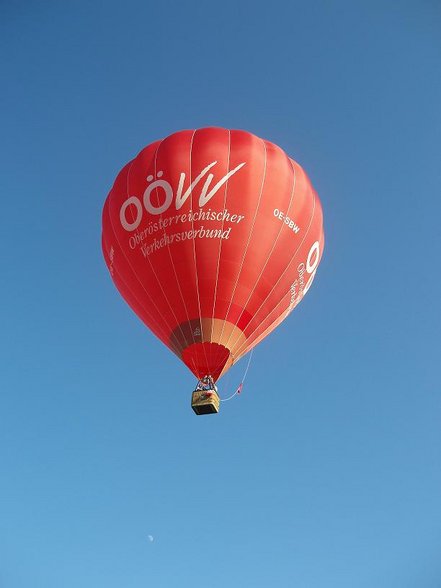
220,349,254,402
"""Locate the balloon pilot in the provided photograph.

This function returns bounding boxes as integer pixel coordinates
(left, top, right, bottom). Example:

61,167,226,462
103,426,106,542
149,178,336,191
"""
196,375,217,392
191,375,220,415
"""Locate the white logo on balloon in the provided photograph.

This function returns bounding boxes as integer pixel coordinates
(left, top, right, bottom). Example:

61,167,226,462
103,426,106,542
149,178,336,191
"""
288,240,320,312
303,240,320,297
119,161,246,232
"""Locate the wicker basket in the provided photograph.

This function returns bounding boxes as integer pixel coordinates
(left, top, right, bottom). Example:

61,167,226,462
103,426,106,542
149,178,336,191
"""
191,389,220,415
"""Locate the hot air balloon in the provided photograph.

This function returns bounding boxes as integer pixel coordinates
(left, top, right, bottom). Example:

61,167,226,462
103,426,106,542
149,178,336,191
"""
102,127,324,414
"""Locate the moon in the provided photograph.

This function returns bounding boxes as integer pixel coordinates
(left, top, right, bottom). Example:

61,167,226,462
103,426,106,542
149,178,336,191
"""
148,535,154,542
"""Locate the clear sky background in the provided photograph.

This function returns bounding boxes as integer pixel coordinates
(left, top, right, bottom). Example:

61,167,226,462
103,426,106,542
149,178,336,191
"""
1,1,440,587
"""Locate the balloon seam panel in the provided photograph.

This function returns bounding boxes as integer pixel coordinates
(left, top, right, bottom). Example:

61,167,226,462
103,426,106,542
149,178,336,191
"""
107,160,186,351
232,186,319,358
216,137,268,353
223,143,296,357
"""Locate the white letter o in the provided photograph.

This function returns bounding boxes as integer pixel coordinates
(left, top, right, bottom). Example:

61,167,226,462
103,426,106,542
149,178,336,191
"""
306,241,320,274
120,196,143,231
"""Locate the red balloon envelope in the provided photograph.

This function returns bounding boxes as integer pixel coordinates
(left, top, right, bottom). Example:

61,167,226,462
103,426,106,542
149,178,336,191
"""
102,127,324,381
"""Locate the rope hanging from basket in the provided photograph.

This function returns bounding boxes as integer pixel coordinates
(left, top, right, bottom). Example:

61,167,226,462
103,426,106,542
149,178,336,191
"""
220,349,254,402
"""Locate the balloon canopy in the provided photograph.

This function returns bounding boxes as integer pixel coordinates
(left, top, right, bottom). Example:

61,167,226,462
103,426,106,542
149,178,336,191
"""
102,127,324,381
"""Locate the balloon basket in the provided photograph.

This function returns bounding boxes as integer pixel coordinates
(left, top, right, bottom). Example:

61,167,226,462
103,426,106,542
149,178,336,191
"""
191,389,220,415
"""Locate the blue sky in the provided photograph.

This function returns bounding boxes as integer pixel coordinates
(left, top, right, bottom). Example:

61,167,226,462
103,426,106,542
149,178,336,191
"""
1,1,441,586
